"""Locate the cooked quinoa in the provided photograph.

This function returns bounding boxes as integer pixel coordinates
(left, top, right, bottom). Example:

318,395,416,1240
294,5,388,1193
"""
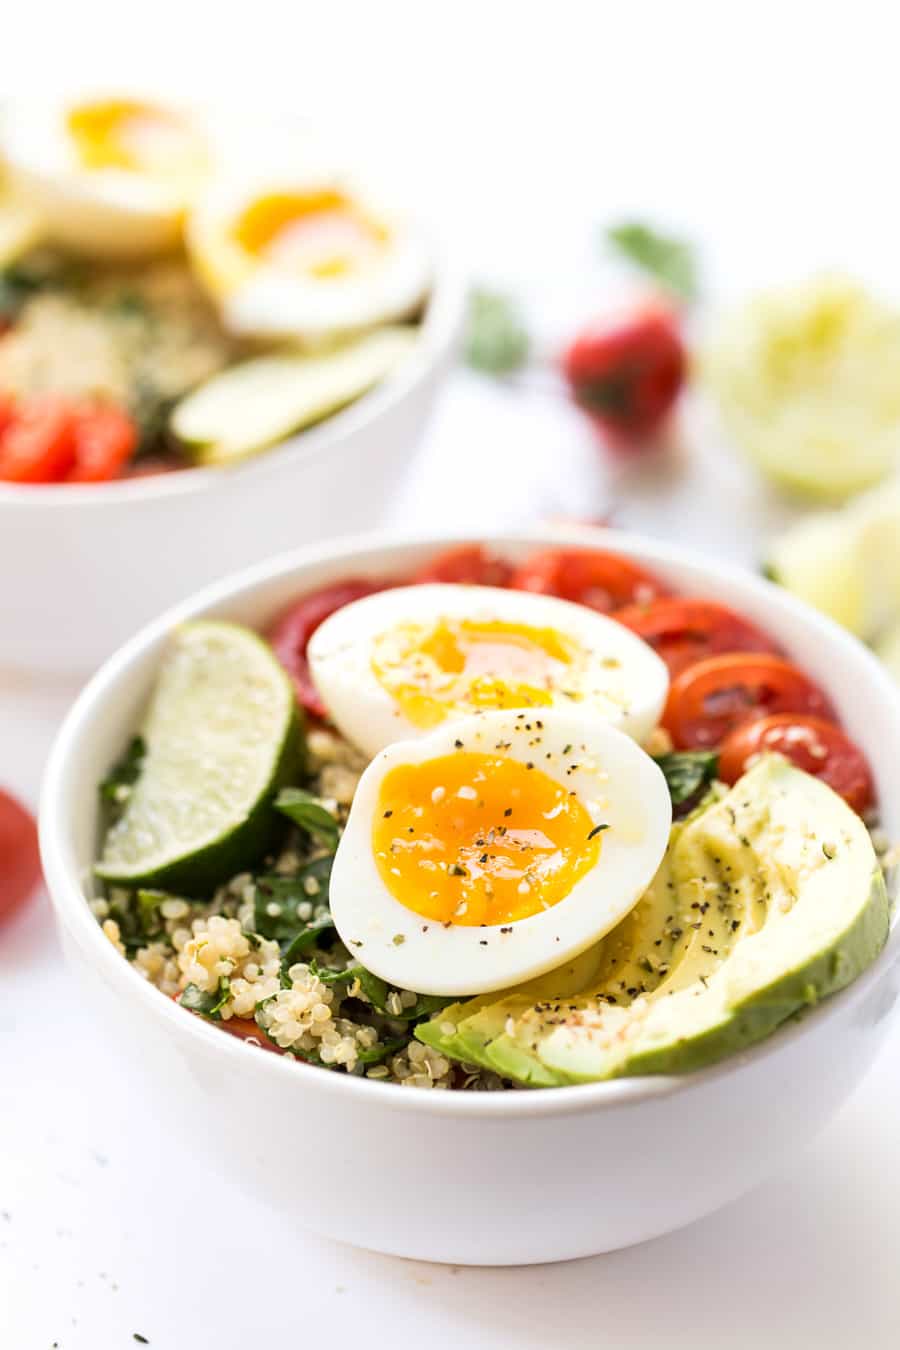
95,725,509,1090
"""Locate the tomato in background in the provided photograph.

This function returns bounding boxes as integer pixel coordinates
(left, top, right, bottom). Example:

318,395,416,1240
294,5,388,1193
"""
718,714,874,813
512,547,668,613
663,653,838,749
615,598,782,678
562,305,686,446
67,403,138,482
0,397,77,483
0,789,41,924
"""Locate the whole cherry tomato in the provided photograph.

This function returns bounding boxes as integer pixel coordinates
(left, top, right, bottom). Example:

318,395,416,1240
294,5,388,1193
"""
718,714,874,813
0,789,41,924
511,547,668,613
615,598,782,678
562,305,686,446
270,579,389,717
663,653,837,749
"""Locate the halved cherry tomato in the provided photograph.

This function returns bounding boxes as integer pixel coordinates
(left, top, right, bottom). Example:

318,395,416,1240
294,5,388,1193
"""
511,547,668,613
0,396,77,483
68,403,138,482
0,789,41,924
615,598,782,678
663,653,838,749
412,544,513,587
217,1016,286,1054
270,579,389,717
718,714,874,813
0,393,17,438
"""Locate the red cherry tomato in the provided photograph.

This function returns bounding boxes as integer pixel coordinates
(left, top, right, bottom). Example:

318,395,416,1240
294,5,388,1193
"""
270,579,389,718
664,653,838,750
67,403,138,482
615,598,782,678
562,305,686,446
412,544,513,587
0,396,77,483
511,547,669,613
718,714,874,813
217,1015,287,1054
0,789,41,923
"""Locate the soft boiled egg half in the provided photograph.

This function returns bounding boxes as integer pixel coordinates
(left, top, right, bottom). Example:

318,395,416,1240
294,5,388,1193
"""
308,583,670,758
329,708,672,995
1,97,211,257
187,167,431,341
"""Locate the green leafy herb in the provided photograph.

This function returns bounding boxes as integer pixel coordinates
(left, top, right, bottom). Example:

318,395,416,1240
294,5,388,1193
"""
349,965,454,1022
179,979,230,1018
274,788,340,852
653,751,719,806
465,288,530,374
253,859,334,944
606,222,698,301
281,914,338,967
99,736,145,807
135,889,169,942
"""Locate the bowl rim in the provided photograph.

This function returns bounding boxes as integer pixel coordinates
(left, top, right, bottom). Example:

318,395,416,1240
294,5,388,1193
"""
39,524,900,1120
0,248,466,510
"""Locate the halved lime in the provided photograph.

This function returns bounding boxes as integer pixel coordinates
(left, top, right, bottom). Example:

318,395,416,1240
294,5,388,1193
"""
96,621,301,894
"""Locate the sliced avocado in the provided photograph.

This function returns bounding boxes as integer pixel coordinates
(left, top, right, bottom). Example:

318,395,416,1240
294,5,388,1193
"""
416,940,609,1070
436,759,889,1086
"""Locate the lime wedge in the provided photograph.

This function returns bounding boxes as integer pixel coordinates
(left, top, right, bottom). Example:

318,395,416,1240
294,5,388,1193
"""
171,326,417,465
96,621,301,894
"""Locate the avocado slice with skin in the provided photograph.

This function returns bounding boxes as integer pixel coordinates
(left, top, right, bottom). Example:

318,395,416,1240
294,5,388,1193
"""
426,758,889,1086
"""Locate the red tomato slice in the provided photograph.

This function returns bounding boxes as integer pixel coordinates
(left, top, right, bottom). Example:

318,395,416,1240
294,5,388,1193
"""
663,653,838,749
0,397,77,483
615,598,782,678
270,578,389,717
412,544,513,587
217,1016,287,1054
68,403,138,482
718,714,874,814
511,547,669,613
0,789,41,924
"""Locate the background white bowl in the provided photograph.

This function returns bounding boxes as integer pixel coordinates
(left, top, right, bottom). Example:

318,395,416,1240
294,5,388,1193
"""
0,257,465,677
39,527,900,1265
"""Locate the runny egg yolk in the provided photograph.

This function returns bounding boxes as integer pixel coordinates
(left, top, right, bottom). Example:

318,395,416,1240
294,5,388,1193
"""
66,99,206,181
371,617,584,729
231,192,389,279
372,751,602,926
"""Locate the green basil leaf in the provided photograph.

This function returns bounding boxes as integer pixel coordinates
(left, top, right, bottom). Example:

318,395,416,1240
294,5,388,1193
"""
606,222,698,301
274,788,340,852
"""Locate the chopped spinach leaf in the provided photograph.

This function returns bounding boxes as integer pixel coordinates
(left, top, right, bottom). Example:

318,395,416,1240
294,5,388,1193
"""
253,859,333,944
281,914,337,967
99,736,145,807
349,965,454,1021
653,750,719,806
179,980,230,1018
606,222,698,301
465,288,530,374
135,889,168,941
356,1036,407,1066
274,788,340,852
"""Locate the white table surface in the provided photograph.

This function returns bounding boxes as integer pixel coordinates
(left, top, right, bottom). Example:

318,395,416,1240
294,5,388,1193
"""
6,6,900,1345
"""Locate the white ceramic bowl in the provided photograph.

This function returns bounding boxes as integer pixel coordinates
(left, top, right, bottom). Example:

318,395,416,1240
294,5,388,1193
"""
40,527,900,1265
0,258,465,677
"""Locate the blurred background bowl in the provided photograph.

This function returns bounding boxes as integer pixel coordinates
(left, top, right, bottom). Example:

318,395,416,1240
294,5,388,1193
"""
0,251,465,678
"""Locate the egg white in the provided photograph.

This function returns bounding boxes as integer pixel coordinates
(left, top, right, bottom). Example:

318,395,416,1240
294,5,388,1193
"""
186,168,431,341
308,583,670,757
1,98,210,257
329,708,672,996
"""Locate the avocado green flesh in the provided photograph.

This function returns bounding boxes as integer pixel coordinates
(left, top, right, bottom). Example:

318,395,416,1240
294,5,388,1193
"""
422,758,889,1087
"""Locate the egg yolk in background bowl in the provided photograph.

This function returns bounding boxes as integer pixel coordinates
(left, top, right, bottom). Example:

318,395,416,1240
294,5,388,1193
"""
371,618,585,729
66,99,208,185
231,192,390,280
372,751,602,927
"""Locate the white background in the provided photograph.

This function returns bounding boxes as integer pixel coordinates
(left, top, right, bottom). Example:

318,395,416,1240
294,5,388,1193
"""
4,3,900,1345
